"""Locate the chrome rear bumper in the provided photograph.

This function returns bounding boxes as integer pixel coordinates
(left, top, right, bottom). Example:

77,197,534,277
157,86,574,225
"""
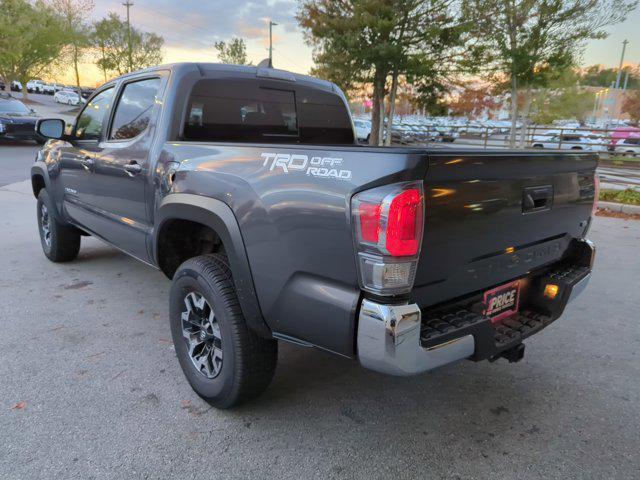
357,240,594,376
357,300,474,376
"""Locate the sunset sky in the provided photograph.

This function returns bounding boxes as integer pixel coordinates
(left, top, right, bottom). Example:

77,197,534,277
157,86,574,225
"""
63,0,640,86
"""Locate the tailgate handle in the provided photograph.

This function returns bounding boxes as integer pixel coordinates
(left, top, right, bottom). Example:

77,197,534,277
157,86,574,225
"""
522,185,553,213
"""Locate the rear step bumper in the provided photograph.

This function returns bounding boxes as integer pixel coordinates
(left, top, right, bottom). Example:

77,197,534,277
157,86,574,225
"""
357,240,594,376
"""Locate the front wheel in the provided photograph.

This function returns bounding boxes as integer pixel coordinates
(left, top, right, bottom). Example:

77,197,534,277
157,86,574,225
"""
36,189,81,262
169,254,278,409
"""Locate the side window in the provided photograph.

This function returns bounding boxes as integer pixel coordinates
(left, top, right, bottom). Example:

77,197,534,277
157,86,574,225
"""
110,78,161,140
75,88,114,141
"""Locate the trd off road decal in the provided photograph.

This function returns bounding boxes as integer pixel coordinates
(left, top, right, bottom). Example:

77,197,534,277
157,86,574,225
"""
261,152,352,180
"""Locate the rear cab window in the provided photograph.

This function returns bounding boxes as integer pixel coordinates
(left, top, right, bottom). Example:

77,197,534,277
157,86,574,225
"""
182,78,354,145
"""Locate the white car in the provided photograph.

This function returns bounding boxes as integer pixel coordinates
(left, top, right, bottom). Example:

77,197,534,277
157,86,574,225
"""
353,119,371,142
26,80,45,93
614,137,640,157
42,83,55,95
54,90,81,105
532,134,599,151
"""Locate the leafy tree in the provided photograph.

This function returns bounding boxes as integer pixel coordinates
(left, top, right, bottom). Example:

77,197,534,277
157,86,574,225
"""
51,0,94,87
448,83,501,118
0,0,71,100
531,88,593,124
463,0,638,146
91,12,163,78
529,68,591,124
623,90,640,123
214,38,250,65
298,0,473,145
579,64,639,89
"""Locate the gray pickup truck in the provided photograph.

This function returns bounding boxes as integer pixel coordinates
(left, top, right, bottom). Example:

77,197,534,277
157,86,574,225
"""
31,63,596,408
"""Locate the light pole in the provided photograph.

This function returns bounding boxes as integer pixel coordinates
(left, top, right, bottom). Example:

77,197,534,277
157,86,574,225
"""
123,1,134,72
268,20,277,68
614,39,629,119
615,39,629,90
592,91,600,123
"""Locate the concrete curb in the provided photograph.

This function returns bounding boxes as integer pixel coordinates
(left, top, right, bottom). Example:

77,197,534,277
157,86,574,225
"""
599,201,640,214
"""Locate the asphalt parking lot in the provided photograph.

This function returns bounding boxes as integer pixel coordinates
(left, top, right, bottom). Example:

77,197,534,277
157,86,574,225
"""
0,177,639,479
1,97,639,478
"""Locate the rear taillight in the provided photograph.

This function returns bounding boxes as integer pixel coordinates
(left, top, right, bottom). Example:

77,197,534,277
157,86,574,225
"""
352,181,424,295
592,174,600,216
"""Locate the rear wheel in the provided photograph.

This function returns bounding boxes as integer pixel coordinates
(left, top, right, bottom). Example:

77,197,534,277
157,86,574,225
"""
36,189,81,262
169,254,277,409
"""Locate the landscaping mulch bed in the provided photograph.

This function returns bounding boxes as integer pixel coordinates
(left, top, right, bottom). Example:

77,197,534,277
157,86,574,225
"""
596,208,640,221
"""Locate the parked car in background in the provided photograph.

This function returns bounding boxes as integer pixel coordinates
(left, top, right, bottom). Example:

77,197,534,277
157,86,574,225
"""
26,80,45,94
42,83,56,95
434,125,459,142
532,133,604,151
10,81,22,92
0,95,42,143
49,83,65,93
53,90,81,106
614,137,640,157
388,123,416,144
608,126,640,150
531,129,564,143
80,87,95,99
0,81,5,91
353,119,371,142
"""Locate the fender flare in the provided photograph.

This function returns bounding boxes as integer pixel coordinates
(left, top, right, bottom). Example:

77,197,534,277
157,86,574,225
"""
30,161,68,220
153,194,271,338
30,162,52,198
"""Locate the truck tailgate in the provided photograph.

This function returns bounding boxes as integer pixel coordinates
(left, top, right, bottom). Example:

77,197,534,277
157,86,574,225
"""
412,150,597,308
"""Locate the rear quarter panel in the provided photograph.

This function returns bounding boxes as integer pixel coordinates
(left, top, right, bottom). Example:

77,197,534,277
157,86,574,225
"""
155,143,428,356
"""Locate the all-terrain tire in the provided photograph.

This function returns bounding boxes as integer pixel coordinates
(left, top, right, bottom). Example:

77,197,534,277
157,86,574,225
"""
36,189,81,262
169,254,278,409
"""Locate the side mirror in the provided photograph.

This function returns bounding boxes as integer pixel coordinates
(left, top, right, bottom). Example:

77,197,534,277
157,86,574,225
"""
36,118,66,140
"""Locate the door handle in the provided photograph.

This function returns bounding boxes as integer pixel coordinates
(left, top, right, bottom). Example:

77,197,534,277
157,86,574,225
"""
80,156,94,170
123,162,142,176
522,185,553,213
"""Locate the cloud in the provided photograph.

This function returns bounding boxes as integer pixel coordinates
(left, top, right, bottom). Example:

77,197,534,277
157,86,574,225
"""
91,0,298,46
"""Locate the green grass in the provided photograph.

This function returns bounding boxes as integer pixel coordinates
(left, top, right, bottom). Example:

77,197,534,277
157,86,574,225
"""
607,155,640,164
599,189,640,205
